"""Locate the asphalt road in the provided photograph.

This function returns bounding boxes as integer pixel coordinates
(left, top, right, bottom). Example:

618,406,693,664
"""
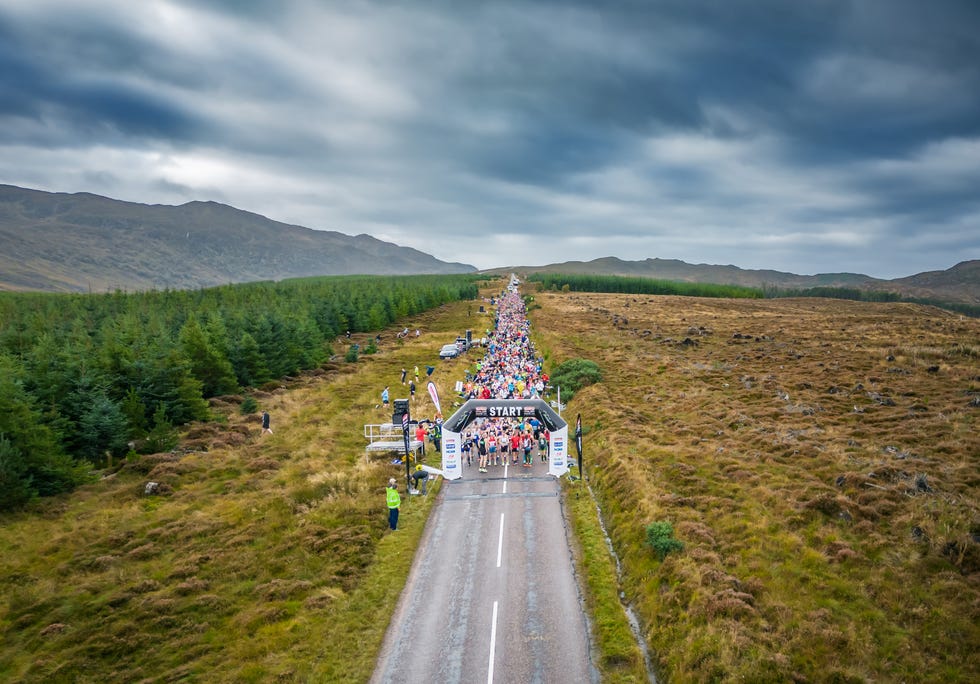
370,459,598,684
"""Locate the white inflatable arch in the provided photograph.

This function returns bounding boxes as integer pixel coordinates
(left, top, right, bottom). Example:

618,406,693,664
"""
440,398,569,480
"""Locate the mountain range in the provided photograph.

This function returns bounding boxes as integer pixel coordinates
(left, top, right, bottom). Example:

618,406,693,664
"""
487,257,979,305
1,184,976,305
0,184,475,292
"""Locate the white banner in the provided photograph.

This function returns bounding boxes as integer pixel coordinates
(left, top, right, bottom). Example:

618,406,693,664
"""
547,426,569,478
441,431,461,480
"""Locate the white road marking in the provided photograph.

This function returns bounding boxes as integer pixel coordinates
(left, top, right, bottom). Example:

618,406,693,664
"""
496,513,505,568
488,600,499,684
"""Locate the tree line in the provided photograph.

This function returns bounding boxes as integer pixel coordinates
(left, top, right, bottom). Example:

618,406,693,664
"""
528,273,979,317
528,273,762,298
0,275,480,510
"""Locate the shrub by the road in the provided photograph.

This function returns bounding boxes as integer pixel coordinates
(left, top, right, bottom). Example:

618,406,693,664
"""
646,520,684,560
549,359,602,400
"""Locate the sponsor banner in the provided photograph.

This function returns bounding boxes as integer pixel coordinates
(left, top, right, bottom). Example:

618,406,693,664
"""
548,427,569,478
442,432,461,479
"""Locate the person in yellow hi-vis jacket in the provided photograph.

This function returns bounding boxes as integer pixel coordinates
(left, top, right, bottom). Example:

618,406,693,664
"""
386,478,401,530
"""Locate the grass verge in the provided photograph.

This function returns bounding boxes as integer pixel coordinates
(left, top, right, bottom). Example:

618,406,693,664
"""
564,478,650,682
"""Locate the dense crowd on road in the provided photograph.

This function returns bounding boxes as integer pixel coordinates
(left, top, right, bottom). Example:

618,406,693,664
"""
458,282,551,472
377,279,552,474
462,287,549,401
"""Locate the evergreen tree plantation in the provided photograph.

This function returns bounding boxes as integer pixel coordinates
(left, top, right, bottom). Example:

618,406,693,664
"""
0,275,479,509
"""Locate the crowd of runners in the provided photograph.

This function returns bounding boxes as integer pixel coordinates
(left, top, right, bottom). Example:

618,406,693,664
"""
461,288,548,402
377,279,553,474
458,282,552,473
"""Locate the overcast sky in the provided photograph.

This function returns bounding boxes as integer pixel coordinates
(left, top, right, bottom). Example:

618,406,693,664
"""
1,0,978,278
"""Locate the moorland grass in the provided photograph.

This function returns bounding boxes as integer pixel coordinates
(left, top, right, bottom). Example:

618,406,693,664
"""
531,291,980,682
9,284,973,682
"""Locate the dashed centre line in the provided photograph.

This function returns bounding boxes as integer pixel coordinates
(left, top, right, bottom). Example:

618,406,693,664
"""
487,600,499,684
496,512,505,568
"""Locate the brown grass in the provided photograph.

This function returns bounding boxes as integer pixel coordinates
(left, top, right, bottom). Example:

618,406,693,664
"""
531,291,980,682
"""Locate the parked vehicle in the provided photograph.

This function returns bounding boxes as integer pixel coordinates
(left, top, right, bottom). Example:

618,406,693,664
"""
439,343,460,359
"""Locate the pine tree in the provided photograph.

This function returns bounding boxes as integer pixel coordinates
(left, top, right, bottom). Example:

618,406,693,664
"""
77,391,130,465
179,315,238,397
0,435,33,511
144,403,178,453
231,331,270,387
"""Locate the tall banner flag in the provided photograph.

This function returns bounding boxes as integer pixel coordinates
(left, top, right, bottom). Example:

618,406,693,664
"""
401,411,411,485
427,381,442,416
575,413,583,478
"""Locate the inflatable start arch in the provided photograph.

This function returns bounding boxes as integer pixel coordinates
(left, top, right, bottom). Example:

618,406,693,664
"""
440,398,569,480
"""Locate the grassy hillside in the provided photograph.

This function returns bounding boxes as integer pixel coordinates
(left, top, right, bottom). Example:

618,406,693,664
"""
531,291,980,681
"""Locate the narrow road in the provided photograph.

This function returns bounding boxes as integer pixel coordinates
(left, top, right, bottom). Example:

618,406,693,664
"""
371,460,598,684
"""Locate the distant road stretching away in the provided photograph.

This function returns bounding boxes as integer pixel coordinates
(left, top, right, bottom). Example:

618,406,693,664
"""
370,462,598,684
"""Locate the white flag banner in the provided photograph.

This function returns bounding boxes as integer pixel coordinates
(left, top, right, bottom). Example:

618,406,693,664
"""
441,431,461,480
548,426,569,478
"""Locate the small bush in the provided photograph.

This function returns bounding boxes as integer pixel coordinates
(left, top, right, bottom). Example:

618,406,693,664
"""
144,405,179,454
550,358,603,399
646,520,684,560
345,346,359,363
239,396,258,414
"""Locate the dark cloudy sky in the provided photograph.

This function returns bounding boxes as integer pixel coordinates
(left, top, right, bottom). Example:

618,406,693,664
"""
2,0,978,277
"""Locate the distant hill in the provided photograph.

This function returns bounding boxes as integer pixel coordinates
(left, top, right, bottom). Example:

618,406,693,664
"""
881,260,980,305
485,256,979,305
0,185,475,292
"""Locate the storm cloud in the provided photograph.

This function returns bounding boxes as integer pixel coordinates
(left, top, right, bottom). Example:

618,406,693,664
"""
1,0,977,277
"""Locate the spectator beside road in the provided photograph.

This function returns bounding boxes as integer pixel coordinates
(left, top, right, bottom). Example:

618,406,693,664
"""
386,478,401,530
